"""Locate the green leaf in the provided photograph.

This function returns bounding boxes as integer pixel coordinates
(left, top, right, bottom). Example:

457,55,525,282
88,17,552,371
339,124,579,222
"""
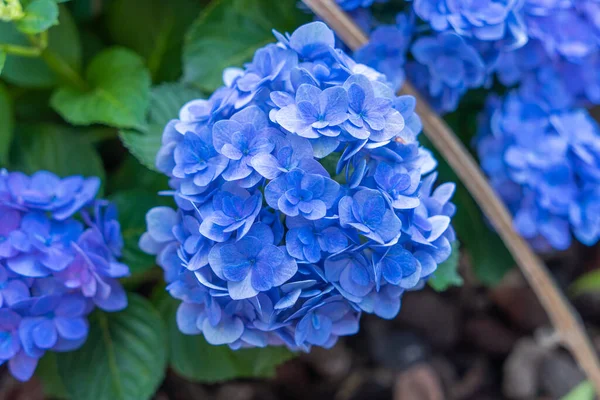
0,82,13,166
107,155,169,195
17,0,59,34
36,353,69,399
570,270,600,297
11,123,105,181
108,189,173,274
421,135,514,286
0,50,5,75
155,291,295,383
119,82,204,171
452,179,514,285
51,47,151,129
1,6,81,88
57,294,167,400
106,0,202,81
429,241,463,291
183,0,310,92
561,381,595,400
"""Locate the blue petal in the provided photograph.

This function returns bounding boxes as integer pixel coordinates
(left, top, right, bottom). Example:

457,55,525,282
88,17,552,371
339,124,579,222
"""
8,351,38,382
176,302,202,335
145,207,177,243
251,153,282,179
274,289,302,310
32,320,57,349
228,273,259,300
202,315,244,345
289,22,335,59
54,317,88,340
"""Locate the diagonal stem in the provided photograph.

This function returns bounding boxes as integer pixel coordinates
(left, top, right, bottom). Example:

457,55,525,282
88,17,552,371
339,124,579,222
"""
302,0,600,392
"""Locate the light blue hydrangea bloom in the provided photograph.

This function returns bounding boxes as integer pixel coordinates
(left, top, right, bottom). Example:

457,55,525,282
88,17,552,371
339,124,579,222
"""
141,22,456,352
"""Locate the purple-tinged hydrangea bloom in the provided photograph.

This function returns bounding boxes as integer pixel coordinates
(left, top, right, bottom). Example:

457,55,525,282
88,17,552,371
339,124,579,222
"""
0,169,129,381
141,22,455,351
475,92,600,250
407,32,486,113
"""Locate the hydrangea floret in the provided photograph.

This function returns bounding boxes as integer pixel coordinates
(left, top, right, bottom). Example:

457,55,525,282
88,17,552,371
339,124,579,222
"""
141,22,456,351
0,170,129,381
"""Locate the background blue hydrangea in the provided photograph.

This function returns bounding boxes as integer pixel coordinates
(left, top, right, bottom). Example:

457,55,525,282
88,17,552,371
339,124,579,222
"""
141,21,456,352
475,92,600,251
342,0,600,251
0,170,129,381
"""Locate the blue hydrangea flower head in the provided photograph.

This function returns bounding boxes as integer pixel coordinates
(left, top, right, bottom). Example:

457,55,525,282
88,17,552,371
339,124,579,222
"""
523,0,598,60
354,14,414,90
476,92,600,250
0,169,129,381
142,21,456,352
408,32,486,113
412,0,527,47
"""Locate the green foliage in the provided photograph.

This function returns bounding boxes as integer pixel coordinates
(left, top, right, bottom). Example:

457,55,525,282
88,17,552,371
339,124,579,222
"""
561,381,595,400
570,270,600,297
17,0,59,34
0,82,13,165
107,155,169,195
51,47,151,129
452,184,514,285
106,0,202,81
11,123,105,181
120,82,204,171
109,189,173,275
155,290,296,383
57,294,167,400
429,241,463,291
1,6,81,88
0,50,5,74
183,0,310,92
36,353,69,399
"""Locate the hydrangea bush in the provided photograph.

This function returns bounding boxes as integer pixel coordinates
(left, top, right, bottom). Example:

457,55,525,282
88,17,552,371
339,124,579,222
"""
343,0,600,250
140,22,456,351
2,0,597,396
0,170,128,381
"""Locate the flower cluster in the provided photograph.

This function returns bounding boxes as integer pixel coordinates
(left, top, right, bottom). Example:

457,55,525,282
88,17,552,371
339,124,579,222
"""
475,92,600,251
141,22,455,351
0,170,129,381
350,0,600,114
343,1,600,250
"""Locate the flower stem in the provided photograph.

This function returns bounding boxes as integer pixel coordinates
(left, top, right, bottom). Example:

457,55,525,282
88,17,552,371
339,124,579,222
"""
20,32,90,91
39,48,88,91
0,42,41,57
